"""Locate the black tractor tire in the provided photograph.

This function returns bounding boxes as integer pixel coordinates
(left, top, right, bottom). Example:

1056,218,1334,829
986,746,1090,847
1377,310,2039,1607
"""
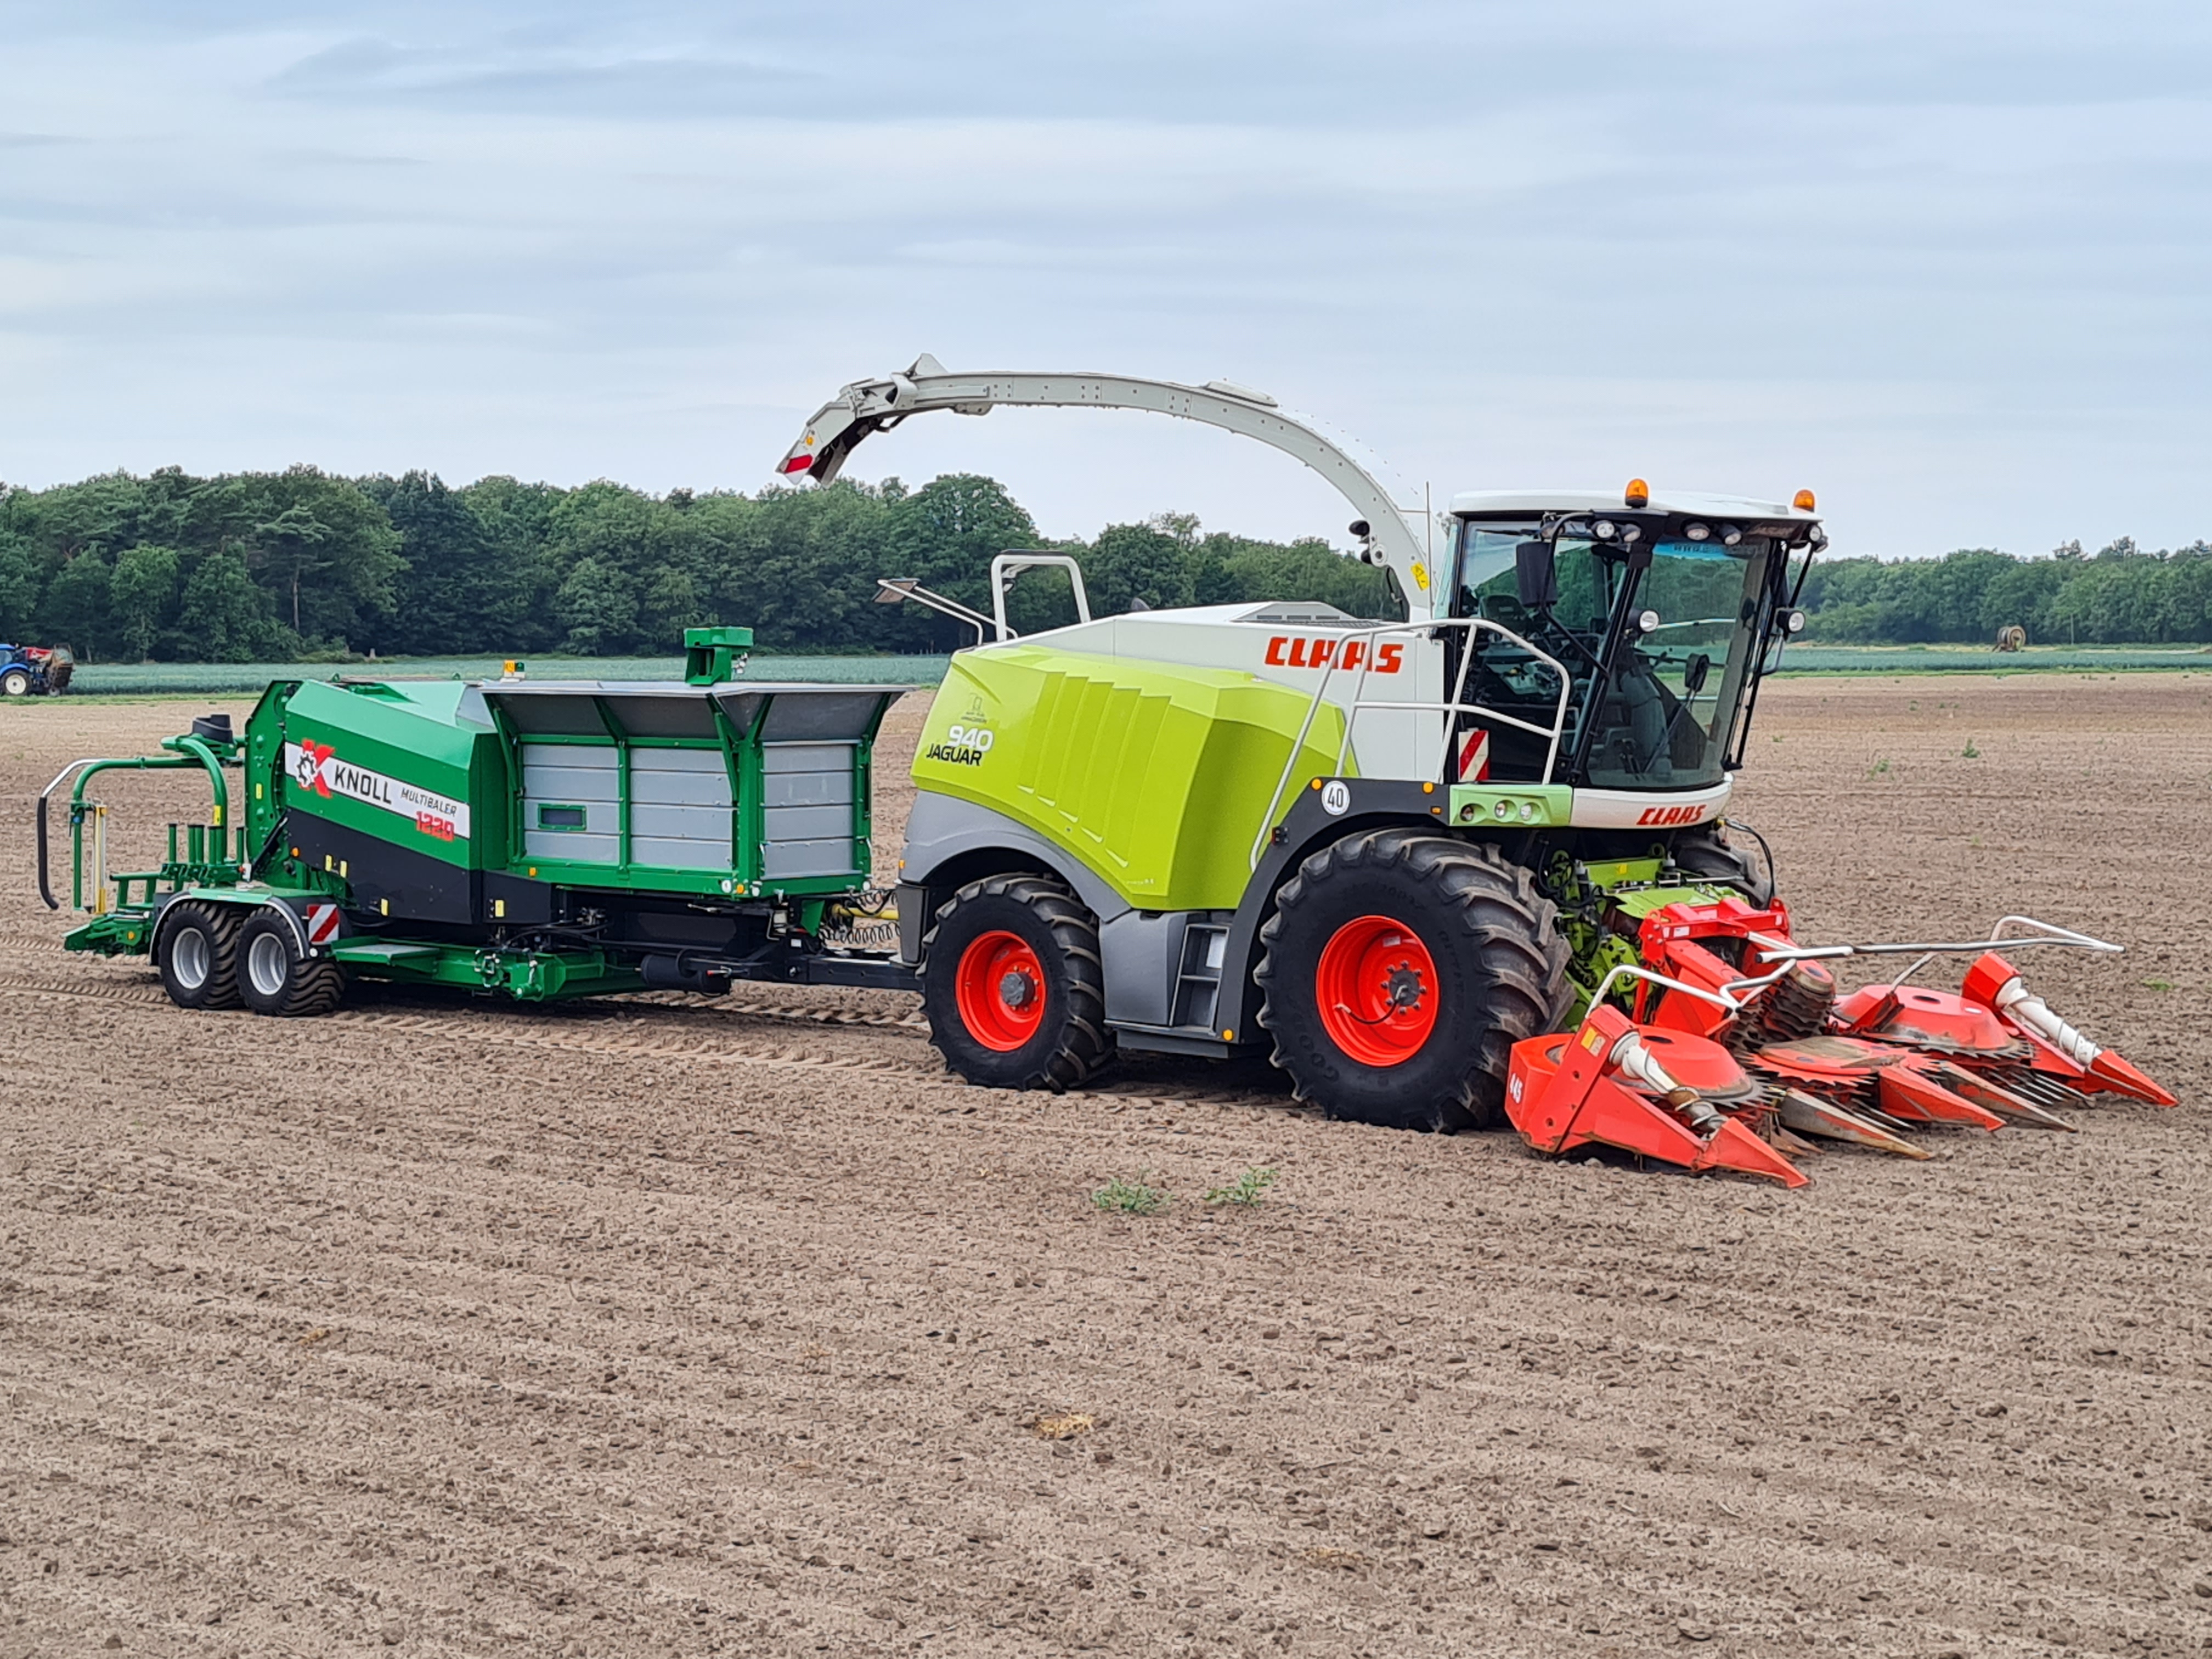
236,907,348,1017
1256,830,1570,1132
0,667,30,698
1673,823,1775,906
921,873,1113,1092
156,899,244,1011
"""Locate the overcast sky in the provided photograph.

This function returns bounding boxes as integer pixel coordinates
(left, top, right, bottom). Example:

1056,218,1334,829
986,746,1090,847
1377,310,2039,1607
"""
2,1,2207,560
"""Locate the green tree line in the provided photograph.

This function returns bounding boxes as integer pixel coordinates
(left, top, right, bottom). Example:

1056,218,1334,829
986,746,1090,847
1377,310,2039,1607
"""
0,466,1387,661
2,464,2205,658
1798,539,2212,645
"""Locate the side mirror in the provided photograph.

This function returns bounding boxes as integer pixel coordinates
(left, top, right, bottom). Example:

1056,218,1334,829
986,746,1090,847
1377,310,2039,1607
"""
1514,541,1558,609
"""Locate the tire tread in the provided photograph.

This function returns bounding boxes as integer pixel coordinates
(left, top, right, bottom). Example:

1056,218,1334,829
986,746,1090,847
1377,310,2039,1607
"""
1256,830,1568,1130
1673,825,1774,906
237,908,347,1017
921,873,1113,1091
157,899,243,1011
284,956,348,1017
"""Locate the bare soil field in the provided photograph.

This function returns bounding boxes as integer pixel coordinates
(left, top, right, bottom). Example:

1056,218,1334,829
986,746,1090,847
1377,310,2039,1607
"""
1,674,2208,1659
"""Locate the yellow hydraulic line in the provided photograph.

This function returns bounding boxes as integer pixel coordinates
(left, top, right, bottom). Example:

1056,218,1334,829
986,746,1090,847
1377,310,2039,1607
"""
92,803,109,915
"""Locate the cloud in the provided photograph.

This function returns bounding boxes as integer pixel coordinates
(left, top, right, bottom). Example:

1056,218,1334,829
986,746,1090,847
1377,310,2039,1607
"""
264,32,819,119
0,1,2205,557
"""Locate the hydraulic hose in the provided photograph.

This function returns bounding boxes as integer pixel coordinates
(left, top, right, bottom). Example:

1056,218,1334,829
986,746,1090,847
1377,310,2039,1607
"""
35,757,109,912
36,789,54,910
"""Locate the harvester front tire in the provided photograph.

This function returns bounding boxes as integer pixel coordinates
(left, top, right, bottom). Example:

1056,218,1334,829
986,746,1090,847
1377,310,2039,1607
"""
236,909,347,1017
1256,831,1568,1132
921,874,1112,1092
156,900,244,1012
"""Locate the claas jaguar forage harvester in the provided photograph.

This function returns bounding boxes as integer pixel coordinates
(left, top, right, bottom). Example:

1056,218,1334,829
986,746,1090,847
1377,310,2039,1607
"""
41,360,2175,1187
779,358,2176,1183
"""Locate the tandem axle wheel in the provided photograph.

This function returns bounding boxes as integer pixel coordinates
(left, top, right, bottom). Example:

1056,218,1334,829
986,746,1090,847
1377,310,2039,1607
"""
154,901,347,1017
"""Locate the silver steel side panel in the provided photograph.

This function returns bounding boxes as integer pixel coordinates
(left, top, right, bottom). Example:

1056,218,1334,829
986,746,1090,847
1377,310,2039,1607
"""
521,742,618,864
627,746,732,868
1099,909,1187,1027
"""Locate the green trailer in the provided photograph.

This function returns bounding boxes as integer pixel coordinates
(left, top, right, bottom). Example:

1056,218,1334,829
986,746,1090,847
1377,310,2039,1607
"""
42,628,916,1012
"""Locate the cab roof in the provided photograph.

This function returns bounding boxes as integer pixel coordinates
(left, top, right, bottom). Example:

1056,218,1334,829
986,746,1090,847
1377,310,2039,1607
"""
1449,489,1819,523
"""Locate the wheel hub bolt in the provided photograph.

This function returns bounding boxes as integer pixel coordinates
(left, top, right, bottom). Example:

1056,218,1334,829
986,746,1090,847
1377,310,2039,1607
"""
1384,964,1425,1011
1000,970,1036,1009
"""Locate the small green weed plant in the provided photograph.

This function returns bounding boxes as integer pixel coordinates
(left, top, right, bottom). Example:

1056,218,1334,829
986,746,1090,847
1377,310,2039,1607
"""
1205,1167,1278,1207
1091,1174,1168,1216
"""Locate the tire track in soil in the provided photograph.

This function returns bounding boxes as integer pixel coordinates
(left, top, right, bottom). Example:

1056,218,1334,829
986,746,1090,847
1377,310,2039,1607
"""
0,973,1279,1116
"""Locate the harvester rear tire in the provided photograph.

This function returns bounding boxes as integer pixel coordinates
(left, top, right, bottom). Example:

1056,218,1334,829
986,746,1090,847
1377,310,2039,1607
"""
921,873,1113,1092
1256,830,1568,1132
236,908,348,1017
156,899,244,1012
1,668,30,697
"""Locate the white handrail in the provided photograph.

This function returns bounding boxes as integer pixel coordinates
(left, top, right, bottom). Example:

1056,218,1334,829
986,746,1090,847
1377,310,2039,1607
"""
1246,617,1572,870
1719,914,2123,1001
989,552,1092,640
1589,962,1741,1015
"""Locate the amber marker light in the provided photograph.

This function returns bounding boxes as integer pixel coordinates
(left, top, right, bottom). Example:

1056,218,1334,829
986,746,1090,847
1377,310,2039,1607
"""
1793,489,1816,511
1625,478,1650,509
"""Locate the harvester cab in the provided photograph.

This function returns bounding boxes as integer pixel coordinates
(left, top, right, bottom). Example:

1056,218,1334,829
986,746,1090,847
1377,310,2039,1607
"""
778,357,2176,1181
1439,492,1818,804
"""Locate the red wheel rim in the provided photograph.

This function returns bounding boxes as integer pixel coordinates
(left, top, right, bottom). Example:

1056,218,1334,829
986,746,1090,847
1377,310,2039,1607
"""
1316,915,1438,1066
955,929,1048,1052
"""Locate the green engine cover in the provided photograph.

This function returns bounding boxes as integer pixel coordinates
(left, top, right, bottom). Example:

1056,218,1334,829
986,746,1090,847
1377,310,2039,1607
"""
913,644,1348,912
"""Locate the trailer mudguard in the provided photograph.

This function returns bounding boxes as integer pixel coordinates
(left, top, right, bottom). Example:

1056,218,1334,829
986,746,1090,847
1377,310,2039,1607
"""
148,885,333,960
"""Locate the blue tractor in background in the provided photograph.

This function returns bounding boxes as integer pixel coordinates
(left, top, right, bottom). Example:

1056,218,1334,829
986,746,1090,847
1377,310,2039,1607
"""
0,644,73,697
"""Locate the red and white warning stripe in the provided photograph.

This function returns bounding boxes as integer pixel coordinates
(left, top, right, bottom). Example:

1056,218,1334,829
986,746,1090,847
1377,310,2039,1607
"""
304,901,342,946
1457,727,1491,782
